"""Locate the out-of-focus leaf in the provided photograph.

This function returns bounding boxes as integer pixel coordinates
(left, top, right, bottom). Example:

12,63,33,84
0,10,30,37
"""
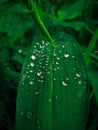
88,112,98,130
57,1,83,20
88,67,98,106
11,53,24,65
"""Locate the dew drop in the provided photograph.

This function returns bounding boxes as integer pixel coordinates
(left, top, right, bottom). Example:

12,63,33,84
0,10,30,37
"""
30,70,33,73
56,62,59,65
62,81,67,86
66,77,69,81
78,80,82,84
49,99,52,102
56,96,58,99
76,73,81,77
27,111,33,119
37,71,42,76
72,55,75,58
18,49,22,53
31,55,36,60
57,57,60,60
62,45,65,48
30,63,34,67
64,54,69,58
29,81,33,85
35,91,40,95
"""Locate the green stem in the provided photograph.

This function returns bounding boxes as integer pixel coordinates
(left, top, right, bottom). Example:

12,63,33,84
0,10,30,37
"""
23,0,54,43
85,28,98,66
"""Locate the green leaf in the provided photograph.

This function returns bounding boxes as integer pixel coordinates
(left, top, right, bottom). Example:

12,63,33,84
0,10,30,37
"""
15,32,89,130
57,1,83,20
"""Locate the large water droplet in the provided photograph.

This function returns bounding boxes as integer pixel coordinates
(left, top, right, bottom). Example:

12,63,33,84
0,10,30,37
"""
27,111,33,119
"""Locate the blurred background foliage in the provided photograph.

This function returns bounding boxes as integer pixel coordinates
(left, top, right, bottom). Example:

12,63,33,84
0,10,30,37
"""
0,0,98,130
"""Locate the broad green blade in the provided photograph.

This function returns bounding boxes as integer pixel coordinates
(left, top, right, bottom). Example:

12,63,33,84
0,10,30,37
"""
15,32,89,130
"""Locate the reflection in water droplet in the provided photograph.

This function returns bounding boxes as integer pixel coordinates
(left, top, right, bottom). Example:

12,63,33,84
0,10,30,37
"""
31,55,36,60
64,54,69,58
27,112,33,119
30,63,34,67
62,81,67,86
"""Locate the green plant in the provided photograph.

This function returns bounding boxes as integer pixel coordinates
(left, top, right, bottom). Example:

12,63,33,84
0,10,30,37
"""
0,0,98,130
15,0,89,130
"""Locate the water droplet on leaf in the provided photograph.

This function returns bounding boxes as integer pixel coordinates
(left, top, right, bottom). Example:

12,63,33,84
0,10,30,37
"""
27,111,33,119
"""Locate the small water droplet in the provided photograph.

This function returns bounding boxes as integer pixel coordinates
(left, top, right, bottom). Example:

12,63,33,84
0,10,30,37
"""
35,91,40,95
18,49,22,53
27,111,33,119
30,63,34,67
64,54,69,58
57,57,60,60
29,81,33,85
36,42,39,45
72,55,75,58
56,62,59,65
31,55,36,60
66,77,69,81
30,70,33,73
76,73,81,77
56,96,58,99
37,71,42,76
62,81,67,86
62,45,65,48
78,80,82,84
49,99,52,102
